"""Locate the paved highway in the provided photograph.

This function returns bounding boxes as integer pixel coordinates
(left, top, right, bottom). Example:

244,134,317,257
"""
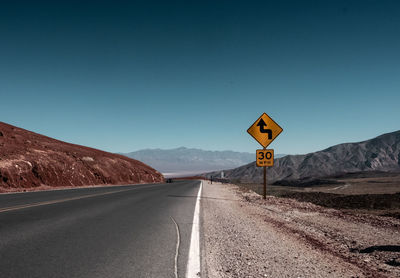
0,181,202,278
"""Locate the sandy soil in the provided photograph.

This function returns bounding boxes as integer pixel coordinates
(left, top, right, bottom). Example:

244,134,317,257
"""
201,181,400,278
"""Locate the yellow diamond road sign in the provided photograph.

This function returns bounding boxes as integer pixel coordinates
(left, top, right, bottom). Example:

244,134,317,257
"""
247,113,283,148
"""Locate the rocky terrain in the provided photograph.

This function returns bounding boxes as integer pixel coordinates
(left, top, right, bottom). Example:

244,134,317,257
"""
204,130,400,183
0,122,163,192
202,181,400,278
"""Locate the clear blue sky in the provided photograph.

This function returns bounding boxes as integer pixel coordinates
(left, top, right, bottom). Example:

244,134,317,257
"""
1,0,399,154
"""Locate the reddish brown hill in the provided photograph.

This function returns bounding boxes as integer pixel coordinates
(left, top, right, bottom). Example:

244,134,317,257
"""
0,122,164,192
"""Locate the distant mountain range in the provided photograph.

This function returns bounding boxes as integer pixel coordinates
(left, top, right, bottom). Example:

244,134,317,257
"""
204,130,400,183
120,147,285,176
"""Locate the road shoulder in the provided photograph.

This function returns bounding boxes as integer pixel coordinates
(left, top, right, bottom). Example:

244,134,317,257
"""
201,181,400,278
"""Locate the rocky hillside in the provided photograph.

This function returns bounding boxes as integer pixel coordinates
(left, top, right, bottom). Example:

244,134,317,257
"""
0,122,163,192
204,130,400,183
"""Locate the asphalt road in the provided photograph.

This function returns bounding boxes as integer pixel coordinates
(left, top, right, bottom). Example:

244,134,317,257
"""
0,180,201,278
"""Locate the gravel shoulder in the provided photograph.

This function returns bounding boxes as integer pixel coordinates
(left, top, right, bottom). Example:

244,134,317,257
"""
201,181,400,278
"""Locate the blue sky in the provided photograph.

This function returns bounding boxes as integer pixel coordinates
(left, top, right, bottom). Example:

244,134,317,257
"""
1,0,399,155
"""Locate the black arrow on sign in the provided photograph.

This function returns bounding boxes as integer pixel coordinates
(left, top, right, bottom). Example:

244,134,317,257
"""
257,119,272,139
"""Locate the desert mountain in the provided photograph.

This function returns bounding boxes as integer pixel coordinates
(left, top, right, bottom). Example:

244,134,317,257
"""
0,122,163,192
204,130,400,183
120,147,285,176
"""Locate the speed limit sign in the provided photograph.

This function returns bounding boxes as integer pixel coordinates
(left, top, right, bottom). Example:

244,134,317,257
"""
256,149,274,167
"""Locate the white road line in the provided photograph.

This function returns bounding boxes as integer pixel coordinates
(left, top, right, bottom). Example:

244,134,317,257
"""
186,181,202,278
170,216,181,278
0,182,162,195
0,184,164,213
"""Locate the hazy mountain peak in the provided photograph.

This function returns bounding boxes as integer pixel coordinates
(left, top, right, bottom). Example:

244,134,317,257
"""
120,147,265,176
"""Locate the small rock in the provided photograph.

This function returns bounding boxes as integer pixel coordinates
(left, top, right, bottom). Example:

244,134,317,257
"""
82,156,94,162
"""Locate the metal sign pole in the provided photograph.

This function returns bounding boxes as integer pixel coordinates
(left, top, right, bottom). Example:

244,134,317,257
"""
263,166,266,199
263,148,267,199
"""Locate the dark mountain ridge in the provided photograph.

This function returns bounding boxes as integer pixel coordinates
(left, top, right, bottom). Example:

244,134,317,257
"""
204,130,400,183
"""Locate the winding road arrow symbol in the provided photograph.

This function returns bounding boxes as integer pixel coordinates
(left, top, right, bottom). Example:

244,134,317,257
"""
247,112,283,148
257,119,272,139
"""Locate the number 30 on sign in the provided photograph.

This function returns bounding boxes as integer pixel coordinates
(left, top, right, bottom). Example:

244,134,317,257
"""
256,149,274,167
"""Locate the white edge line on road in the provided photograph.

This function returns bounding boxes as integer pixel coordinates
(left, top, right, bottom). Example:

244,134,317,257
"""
170,216,181,278
186,181,202,278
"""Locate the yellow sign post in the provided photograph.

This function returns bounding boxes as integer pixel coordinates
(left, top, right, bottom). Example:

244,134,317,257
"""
248,113,282,199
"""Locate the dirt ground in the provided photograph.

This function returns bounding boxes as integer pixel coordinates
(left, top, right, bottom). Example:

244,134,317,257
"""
201,180,400,278
238,173,400,220
285,173,400,195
